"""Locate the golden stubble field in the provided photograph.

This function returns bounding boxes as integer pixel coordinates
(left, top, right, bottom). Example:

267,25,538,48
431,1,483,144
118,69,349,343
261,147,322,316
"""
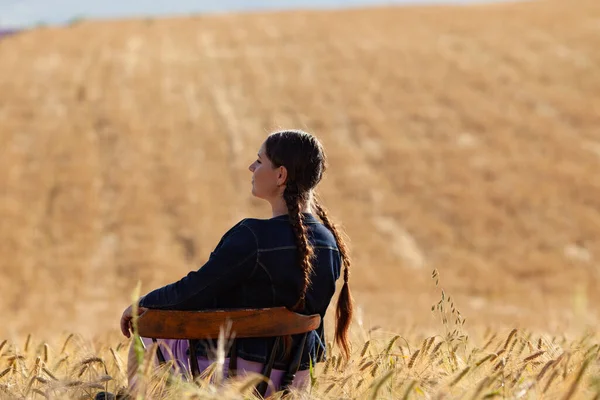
1,0,599,345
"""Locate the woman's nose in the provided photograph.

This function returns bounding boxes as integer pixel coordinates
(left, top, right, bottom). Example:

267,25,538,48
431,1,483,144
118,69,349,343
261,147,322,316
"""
248,163,254,172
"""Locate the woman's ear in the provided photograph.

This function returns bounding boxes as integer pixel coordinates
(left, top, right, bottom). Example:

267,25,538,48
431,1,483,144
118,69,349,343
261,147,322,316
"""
277,166,288,187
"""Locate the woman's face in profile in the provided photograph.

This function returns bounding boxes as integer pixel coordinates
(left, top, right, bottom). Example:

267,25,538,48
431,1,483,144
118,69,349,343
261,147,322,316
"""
249,142,280,200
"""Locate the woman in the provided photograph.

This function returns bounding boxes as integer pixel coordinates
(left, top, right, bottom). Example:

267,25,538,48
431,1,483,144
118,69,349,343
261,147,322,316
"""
120,130,353,396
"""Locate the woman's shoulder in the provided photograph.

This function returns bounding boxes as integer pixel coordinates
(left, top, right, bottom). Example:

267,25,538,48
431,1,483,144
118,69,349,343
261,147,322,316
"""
239,215,339,250
217,219,258,245
238,214,320,231
236,216,283,233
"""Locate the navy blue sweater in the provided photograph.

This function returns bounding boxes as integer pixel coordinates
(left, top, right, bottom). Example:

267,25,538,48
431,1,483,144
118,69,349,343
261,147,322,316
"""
139,213,342,370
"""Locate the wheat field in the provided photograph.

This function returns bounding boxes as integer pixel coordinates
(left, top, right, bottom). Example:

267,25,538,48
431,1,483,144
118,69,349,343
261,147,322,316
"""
0,280,599,399
1,0,600,397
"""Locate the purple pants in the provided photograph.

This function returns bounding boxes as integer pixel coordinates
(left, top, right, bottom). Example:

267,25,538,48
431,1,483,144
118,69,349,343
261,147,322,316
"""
140,337,309,397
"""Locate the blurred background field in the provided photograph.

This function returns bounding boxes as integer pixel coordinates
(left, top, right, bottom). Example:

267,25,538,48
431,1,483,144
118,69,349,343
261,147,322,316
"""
1,0,599,348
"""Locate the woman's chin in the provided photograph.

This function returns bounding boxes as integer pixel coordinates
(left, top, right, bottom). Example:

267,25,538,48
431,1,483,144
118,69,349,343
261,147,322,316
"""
251,191,267,201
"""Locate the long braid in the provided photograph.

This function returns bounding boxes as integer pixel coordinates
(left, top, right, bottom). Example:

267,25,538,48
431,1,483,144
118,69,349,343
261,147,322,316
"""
264,130,346,360
314,196,354,359
283,184,314,312
279,184,314,359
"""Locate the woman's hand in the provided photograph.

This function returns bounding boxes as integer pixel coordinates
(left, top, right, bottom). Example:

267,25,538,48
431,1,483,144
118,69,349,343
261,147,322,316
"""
120,304,149,338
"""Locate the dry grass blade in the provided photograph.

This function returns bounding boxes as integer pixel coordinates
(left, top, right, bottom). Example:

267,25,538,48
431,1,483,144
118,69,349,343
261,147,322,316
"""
562,353,572,380
401,380,417,400
40,367,58,381
490,349,505,361
323,382,336,395
543,370,559,393
64,380,84,387
561,357,591,400
335,355,343,371
359,361,374,371
449,349,459,370
97,374,113,383
109,348,124,375
360,341,371,358
492,358,505,372
470,376,490,400
536,360,556,381
554,352,567,365
424,337,436,355
449,366,470,387
6,355,25,362
24,334,32,353
0,368,11,379
510,365,528,388
526,341,535,353
61,335,74,355
78,357,108,375
370,362,380,377
523,351,545,363
418,338,429,358
430,342,444,361
408,350,420,369
338,374,354,389
514,337,529,359
53,356,69,371
322,356,333,375
506,336,519,359
584,344,599,359
81,382,106,390
79,357,105,366
482,334,497,352
370,370,394,400
475,354,495,367
503,330,518,351
384,336,401,356
42,344,49,363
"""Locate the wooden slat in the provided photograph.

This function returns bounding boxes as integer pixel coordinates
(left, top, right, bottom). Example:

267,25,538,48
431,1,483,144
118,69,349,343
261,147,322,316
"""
136,307,321,339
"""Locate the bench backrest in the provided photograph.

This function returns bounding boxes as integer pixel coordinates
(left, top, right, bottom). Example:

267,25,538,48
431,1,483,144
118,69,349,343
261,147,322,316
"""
137,307,321,339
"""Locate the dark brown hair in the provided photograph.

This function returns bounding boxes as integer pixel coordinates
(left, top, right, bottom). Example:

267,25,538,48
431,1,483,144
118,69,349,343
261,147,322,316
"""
265,130,354,359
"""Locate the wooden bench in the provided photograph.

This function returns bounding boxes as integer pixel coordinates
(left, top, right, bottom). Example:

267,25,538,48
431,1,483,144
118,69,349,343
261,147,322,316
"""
136,307,321,397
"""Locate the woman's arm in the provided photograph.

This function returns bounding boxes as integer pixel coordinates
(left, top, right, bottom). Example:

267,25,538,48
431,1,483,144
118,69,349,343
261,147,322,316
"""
138,221,258,310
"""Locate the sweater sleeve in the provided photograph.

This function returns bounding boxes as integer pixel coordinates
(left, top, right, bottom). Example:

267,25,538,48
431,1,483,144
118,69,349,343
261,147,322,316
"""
139,221,257,310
